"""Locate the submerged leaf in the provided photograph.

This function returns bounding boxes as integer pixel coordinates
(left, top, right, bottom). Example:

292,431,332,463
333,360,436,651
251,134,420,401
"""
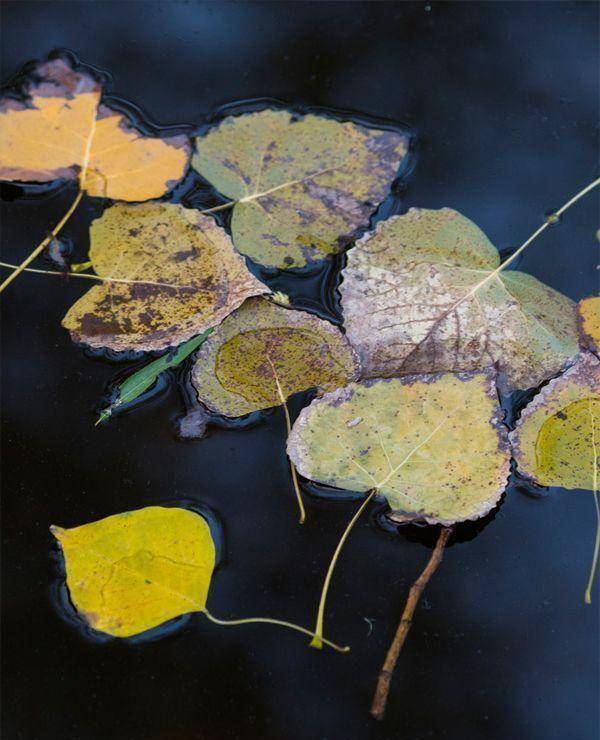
192,109,409,268
340,208,579,391
0,58,190,200
51,506,215,638
510,352,599,490
578,297,600,354
62,202,266,352
191,297,360,417
287,370,510,525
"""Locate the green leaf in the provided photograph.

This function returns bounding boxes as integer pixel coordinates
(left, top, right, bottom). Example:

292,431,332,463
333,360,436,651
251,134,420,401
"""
97,329,213,425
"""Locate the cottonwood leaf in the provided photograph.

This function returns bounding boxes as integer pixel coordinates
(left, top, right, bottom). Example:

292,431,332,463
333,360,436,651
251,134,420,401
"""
62,202,267,352
0,57,190,200
578,297,600,354
191,297,360,417
510,352,599,490
287,370,510,525
192,109,409,269
340,208,579,391
51,506,215,638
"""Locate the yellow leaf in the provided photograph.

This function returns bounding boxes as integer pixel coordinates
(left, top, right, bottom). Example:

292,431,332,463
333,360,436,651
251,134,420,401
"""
51,506,215,638
61,202,267,352
579,296,600,354
0,57,190,201
192,109,409,268
287,370,510,525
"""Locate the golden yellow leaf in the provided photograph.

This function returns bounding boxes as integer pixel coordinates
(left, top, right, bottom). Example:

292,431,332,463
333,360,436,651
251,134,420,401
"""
61,202,267,351
51,506,215,638
192,109,409,268
0,57,190,200
287,370,510,525
510,352,599,490
191,297,360,416
579,296,600,354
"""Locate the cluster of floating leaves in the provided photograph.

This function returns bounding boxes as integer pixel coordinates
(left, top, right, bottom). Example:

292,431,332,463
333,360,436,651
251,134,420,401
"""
1,54,598,719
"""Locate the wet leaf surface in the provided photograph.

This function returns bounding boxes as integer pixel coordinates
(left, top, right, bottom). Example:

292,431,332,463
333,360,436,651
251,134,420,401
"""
340,208,579,391
287,370,510,525
578,296,600,354
62,202,266,351
192,109,409,268
191,297,360,417
0,57,191,200
51,506,215,638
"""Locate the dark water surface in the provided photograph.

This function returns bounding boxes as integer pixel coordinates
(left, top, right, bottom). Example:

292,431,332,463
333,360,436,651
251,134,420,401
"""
2,3,599,739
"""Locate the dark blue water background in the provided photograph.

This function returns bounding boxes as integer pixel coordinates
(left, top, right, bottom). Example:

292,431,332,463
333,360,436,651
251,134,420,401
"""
1,3,598,739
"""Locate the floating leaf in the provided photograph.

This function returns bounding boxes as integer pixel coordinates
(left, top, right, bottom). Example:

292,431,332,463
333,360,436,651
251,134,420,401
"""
340,208,579,391
51,505,349,650
510,352,599,490
51,506,215,637
0,57,190,200
191,297,360,417
578,297,600,354
192,109,409,268
97,329,213,425
287,370,510,525
62,202,266,352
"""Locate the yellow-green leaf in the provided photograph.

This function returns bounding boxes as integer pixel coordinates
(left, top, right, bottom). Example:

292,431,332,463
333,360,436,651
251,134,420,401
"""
510,352,599,490
191,297,360,417
62,202,266,352
51,506,215,638
578,296,600,354
0,57,190,201
287,370,510,525
340,208,579,391
192,109,409,268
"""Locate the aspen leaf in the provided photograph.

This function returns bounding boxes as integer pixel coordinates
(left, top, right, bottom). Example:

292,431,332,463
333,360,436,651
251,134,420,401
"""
192,109,409,268
0,57,190,200
62,202,267,352
51,506,215,638
287,370,510,525
510,352,599,490
340,208,579,391
191,297,360,417
578,297,600,354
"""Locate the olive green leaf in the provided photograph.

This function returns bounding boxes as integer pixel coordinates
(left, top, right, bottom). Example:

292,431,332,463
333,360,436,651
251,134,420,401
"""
287,370,510,525
340,208,579,391
191,297,360,417
62,202,266,352
192,109,409,269
578,296,600,354
509,352,599,491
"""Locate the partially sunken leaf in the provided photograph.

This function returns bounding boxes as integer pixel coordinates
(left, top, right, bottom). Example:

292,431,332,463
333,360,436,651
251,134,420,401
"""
0,57,190,200
62,202,266,351
191,297,360,417
51,506,215,638
287,371,510,525
340,208,579,391
578,297,600,354
510,352,599,490
192,109,409,268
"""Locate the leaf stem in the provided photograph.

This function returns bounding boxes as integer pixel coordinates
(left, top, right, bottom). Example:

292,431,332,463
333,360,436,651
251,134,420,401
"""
0,188,84,294
202,608,350,653
371,526,452,721
310,489,377,650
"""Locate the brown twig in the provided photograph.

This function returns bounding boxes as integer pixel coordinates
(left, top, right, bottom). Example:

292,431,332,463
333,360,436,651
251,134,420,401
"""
371,526,452,721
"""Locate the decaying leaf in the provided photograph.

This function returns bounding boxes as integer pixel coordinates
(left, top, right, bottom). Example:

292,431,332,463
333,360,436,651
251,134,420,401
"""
510,352,599,490
578,297,600,354
51,506,215,638
191,297,360,417
340,208,579,391
287,370,510,525
0,57,190,200
192,109,409,268
62,202,266,352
